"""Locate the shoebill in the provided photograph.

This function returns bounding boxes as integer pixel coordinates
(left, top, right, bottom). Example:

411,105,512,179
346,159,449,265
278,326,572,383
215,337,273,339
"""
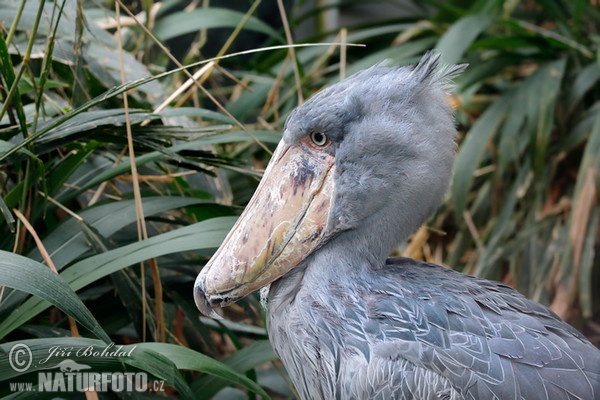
194,52,600,399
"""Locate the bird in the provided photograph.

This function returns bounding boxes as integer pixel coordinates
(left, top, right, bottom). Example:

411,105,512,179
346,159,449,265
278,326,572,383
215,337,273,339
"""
194,52,600,399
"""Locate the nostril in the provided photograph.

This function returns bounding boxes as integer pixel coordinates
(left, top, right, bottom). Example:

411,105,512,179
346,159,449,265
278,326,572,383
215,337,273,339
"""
193,276,224,320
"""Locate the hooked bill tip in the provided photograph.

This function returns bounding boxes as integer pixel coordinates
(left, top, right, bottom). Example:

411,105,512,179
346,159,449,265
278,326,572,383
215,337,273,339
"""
193,277,224,320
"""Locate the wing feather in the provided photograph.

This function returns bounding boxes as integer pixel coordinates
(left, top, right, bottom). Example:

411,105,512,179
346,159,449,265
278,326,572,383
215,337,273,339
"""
268,257,600,399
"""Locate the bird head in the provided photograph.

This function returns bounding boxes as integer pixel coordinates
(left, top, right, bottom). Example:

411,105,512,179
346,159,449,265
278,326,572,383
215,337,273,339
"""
194,52,466,317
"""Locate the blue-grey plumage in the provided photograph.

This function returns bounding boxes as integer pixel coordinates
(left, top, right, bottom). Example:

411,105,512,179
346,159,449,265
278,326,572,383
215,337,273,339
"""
194,52,600,399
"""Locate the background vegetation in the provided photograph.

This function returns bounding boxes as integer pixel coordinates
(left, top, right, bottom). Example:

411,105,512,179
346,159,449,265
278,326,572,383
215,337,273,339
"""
0,0,598,398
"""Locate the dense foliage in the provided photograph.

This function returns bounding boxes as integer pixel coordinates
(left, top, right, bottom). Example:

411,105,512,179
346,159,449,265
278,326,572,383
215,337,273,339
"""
0,0,598,398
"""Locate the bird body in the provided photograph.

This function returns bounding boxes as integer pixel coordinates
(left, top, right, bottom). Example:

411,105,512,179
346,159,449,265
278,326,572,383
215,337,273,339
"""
195,53,600,399
268,257,599,399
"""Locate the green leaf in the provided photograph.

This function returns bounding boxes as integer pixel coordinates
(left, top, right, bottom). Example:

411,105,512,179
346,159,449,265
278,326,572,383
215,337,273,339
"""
153,7,284,43
191,340,277,397
35,109,160,145
132,342,271,398
0,252,110,342
0,140,38,160
84,42,166,103
528,59,566,176
44,142,97,195
0,217,236,338
435,14,493,65
27,197,210,269
119,345,195,400
472,164,531,277
158,107,235,124
1,197,211,324
497,59,566,177
452,97,509,217
567,62,600,112
58,131,281,202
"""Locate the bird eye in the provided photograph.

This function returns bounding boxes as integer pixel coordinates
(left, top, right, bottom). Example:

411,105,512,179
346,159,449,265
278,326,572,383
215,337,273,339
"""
310,131,328,147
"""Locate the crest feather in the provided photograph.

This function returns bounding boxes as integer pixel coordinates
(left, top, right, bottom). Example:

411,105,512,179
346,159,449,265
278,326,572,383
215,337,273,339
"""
412,51,468,91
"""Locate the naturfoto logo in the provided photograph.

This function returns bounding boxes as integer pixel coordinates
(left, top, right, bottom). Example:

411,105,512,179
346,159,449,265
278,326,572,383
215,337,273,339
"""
7,342,165,394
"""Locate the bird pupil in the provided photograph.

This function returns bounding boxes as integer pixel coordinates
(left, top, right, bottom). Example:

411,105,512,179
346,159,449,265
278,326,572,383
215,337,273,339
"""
311,132,326,146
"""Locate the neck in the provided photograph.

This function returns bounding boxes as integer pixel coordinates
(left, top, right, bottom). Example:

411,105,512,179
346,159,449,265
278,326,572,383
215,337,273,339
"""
268,226,394,311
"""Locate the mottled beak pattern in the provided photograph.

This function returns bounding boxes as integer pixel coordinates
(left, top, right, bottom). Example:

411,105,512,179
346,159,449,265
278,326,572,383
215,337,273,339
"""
194,141,335,317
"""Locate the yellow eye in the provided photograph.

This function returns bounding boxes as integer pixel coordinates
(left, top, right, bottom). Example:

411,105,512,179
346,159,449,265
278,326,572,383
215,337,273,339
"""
310,131,328,147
